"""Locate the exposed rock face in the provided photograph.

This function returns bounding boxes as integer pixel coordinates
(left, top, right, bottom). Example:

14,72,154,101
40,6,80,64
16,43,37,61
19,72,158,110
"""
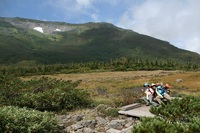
56,105,139,133
2,17,75,34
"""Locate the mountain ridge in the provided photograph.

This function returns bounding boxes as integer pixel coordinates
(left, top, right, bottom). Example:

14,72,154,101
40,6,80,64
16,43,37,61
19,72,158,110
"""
0,17,199,65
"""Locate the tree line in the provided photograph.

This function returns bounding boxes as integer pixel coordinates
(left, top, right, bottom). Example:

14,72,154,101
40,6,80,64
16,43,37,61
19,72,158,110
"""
0,57,199,76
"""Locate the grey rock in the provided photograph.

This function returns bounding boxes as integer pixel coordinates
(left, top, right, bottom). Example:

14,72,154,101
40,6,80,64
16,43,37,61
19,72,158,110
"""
121,126,133,133
73,114,84,122
82,127,94,133
74,120,97,129
2,18,76,35
71,124,84,130
61,120,74,127
125,122,134,128
56,115,71,121
56,115,74,127
106,128,121,133
63,126,72,133
96,117,107,125
176,79,183,82
107,119,126,130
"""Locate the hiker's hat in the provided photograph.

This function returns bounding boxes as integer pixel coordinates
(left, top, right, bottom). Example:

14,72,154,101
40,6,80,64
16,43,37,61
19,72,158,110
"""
143,83,149,87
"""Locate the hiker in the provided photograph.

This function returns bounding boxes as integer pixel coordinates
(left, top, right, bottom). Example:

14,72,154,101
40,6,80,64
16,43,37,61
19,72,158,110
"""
151,83,158,96
142,83,158,106
154,84,172,105
163,83,171,95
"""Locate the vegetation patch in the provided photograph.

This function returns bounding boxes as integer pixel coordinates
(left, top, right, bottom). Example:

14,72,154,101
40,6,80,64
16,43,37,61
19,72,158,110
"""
132,96,200,133
0,74,92,111
96,104,119,117
0,106,61,133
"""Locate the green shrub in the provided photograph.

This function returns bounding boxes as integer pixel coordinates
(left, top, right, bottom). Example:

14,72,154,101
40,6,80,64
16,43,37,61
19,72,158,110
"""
113,89,143,107
132,96,200,133
96,104,119,117
0,75,92,111
0,106,61,133
0,74,25,105
132,117,185,133
104,107,119,117
150,96,200,123
14,87,91,111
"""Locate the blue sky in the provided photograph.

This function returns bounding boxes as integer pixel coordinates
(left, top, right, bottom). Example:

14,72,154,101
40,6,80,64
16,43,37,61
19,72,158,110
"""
1,0,200,54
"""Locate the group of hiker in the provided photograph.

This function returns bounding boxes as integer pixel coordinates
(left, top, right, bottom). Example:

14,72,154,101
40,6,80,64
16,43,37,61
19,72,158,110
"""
142,82,172,106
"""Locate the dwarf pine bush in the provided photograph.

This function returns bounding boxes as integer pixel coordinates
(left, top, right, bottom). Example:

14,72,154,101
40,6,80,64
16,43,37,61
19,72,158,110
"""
0,75,92,111
132,96,200,133
0,106,61,133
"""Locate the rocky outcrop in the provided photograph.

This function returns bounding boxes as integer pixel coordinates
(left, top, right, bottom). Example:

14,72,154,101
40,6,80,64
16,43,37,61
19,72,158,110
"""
1,17,75,34
56,104,140,133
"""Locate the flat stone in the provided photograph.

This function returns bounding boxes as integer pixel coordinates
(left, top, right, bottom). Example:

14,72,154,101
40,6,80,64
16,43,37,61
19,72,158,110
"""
120,103,141,111
96,117,107,125
79,120,97,128
73,114,83,122
71,124,84,130
107,119,126,129
82,127,94,133
121,126,133,133
118,105,155,117
106,128,121,133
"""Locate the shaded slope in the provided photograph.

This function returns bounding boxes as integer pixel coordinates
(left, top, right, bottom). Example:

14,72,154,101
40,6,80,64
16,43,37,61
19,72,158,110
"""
0,17,200,65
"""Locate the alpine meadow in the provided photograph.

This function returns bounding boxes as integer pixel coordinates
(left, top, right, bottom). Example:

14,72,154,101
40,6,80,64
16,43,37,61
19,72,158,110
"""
0,17,200,133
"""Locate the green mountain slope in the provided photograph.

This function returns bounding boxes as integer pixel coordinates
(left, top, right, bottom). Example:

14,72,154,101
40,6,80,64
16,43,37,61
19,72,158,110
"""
0,17,200,65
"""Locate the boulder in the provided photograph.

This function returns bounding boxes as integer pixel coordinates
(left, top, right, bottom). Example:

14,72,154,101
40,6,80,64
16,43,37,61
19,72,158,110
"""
176,79,183,82
106,128,121,133
73,114,83,122
107,119,126,130
96,117,107,125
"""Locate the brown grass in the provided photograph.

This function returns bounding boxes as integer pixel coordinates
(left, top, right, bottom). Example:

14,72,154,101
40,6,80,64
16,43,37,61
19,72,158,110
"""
22,70,200,105
151,71,200,96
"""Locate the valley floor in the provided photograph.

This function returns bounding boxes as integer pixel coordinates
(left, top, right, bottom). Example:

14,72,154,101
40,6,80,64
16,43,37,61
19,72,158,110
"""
22,70,200,103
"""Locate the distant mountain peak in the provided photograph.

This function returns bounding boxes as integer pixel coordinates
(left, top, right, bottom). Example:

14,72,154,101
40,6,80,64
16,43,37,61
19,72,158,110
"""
0,17,76,34
0,17,200,65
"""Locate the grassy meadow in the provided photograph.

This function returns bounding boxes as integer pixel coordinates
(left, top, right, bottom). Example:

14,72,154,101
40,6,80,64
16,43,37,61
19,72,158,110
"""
1,70,200,132
22,70,200,106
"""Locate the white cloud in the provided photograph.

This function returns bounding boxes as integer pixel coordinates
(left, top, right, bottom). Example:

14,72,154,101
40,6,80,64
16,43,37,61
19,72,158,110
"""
45,0,98,22
91,13,99,22
76,0,92,9
185,36,200,53
117,0,200,54
42,0,200,53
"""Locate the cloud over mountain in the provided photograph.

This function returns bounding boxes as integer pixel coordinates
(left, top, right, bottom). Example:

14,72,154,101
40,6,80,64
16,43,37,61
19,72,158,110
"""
1,0,200,54
117,0,200,53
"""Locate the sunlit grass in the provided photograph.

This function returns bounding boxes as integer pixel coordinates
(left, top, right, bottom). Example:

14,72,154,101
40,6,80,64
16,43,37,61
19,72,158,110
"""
22,70,185,106
149,71,200,96
22,70,200,106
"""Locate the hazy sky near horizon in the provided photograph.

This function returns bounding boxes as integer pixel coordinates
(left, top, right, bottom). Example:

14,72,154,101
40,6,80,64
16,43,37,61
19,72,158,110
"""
1,0,200,54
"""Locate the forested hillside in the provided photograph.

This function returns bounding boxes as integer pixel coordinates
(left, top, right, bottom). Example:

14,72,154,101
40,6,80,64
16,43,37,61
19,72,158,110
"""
0,17,200,65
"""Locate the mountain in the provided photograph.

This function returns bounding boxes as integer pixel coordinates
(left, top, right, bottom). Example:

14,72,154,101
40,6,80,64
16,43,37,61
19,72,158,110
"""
0,17,200,65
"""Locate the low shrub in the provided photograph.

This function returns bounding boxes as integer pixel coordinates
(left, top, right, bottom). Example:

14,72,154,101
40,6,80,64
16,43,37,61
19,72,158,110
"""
113,89,143,107
0,106,61,133
0,75,92,111
132,96,200,133
96,104,119,117
15,87,92,111
104,107,119,117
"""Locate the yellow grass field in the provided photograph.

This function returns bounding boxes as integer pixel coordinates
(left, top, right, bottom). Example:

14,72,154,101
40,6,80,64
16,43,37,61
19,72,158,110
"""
22,70,200,105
